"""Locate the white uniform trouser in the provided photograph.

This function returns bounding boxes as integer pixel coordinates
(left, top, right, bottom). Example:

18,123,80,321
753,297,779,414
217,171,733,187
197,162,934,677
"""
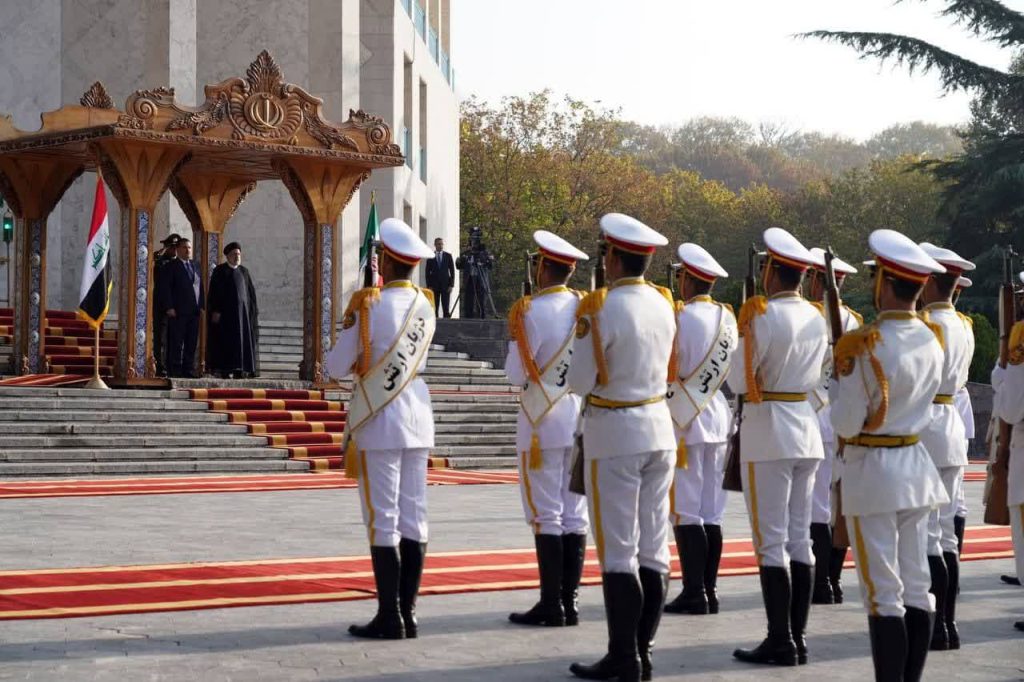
742,459,819,568
586,450,674,575
518,447,589,536
928,465,963,556
357,448,429,547
1011,504,1024,581
847,508,934,618
811,445,835,525
670,441,727,526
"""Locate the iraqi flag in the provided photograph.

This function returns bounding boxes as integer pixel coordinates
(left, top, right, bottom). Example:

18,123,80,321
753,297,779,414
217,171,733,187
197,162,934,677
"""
77,176,112,329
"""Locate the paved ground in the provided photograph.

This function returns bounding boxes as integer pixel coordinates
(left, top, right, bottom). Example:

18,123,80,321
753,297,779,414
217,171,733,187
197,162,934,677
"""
0,469,1021,681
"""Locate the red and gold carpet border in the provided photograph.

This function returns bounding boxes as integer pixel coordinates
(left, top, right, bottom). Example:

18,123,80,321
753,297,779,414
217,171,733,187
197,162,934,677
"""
0,527,1010,621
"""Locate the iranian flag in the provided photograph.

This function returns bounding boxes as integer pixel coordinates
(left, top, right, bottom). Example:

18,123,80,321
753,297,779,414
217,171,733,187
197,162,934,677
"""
359,191,383,286
77,176,112,329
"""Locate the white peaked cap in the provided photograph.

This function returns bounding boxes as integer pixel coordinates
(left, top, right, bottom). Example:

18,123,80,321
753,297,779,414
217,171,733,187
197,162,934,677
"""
533,230,589,264
918,242,976,273
675,243,728,280
1019,271,1024,285
807,247,858,275
957,276,972,289
763,227,817,270
599,213,668,254
869,229,946,280
379,218,435,264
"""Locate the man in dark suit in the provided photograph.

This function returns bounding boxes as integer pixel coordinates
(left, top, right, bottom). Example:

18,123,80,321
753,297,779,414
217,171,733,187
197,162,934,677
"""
425,237,455,317
160,237,204,378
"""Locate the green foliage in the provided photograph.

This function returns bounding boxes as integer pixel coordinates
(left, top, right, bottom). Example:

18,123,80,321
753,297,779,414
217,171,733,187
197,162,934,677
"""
968,312,999,382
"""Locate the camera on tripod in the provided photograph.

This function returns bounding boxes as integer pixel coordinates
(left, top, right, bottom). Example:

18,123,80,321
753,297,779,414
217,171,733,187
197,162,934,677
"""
455,226,497,318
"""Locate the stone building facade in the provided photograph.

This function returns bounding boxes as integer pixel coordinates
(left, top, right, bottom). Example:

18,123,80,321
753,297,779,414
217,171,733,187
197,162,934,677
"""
0,0,458,320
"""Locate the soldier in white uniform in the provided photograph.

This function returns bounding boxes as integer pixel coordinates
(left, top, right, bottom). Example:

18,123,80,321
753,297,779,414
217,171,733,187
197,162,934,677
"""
505,230,590,628
663,243,737,617
567,213,676,682
952,276,975,555
805,247,862,606
727,228,828,667
991,271,1024,623
830,229,948,682
325,218,437,641
917,242,976,651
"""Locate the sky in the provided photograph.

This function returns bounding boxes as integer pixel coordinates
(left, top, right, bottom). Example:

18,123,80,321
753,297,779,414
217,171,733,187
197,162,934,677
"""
451,0,1020,140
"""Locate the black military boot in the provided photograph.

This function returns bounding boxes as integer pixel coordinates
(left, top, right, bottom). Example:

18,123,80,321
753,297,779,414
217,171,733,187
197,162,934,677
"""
349,545,405,639
927,554,949,650
562,533,587,626
904,606,933,682
790,561,812,664
398,538,426,638
704,524,723,614
664,525,708,615
810,523,834,604
943,551,960,649
868,615,908,682
953,515,966,556
829,545,846,604
637,567,668,680
510,534,565,626
733,565,798,666
569,572,643,682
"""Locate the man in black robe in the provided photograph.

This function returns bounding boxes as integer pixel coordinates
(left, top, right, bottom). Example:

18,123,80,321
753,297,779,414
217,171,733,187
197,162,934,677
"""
207,242,260,378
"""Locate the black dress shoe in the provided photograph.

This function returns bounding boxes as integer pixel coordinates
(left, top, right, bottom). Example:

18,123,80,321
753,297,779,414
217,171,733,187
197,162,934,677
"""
1001,575,1022,586
1014,620,1024,632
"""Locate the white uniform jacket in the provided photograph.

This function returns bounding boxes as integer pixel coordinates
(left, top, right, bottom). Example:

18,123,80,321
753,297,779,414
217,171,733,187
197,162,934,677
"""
955,386,975,441
505,287,583,451
726,292,828,463
324,284,435,449
830,313,948,515
992,322,1024,505
919,303,974,468
673,296,736,445
567,278,677,460
816,305,862,446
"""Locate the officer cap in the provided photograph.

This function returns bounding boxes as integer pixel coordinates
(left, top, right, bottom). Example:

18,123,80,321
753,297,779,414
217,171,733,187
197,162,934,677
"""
918,242,976,274
673,243,728,281
161,233,181,246
380,218,434,265
868,229,946,283
763,227,816,270
599,213,668,255
808,247,857,276
533,230,588,265
956,276,972,289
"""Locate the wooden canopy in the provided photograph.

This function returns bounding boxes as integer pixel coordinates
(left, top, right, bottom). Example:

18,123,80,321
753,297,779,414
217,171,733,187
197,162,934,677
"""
0,50,403,383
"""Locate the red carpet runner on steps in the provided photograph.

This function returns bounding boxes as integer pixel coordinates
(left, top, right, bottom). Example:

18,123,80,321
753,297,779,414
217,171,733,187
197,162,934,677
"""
0,526,1010,621
0,308,116,377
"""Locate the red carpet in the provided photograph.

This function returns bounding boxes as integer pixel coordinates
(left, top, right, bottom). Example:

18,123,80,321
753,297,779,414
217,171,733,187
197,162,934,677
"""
0,470,520,499
0,527,1010,621
0,373,91,387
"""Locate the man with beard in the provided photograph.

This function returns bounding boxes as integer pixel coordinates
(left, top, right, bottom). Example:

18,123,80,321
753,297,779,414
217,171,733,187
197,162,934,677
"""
207,242,260,379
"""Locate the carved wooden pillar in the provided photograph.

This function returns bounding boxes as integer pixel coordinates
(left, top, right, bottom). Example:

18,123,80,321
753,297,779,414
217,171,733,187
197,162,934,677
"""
170,172,254,376
275,158,367,382
0,159,83,374
93,141,189,382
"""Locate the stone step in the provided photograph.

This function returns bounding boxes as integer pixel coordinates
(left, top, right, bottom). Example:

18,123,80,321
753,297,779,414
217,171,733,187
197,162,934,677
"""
434,413,515,424
0,397,207,411
435,434,512,445
0,460,310,476
0,422,250,435
434,422,516,434
442,456,517,469
430,445,517,457
0,387,174,399
0,434,269,448
420,366,506,377
0,410,230,423
0,447,286,463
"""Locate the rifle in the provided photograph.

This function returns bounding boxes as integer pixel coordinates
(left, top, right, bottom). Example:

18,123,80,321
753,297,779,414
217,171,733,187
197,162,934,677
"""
722,243,760,492
985,245,1018,526
822,247,853,546
666,263,676,298
569,237,608,496
363,239,377,288
522,251,534,297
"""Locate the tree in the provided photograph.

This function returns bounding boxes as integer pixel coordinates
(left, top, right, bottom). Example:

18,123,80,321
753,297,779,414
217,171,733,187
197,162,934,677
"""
804,0,1024,255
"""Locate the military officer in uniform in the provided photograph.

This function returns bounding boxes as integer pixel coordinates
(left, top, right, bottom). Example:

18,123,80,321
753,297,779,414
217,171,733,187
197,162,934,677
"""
505,230,590,628
992,270,1024,631
830,229,948,681
325,218,437,641
567,213,676,682
728,227,828,667
805,247,862,605
917,242,976,651
663,243,737,617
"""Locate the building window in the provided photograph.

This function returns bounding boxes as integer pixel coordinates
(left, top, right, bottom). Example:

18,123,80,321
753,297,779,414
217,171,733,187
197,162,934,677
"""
403,58,413,169
414,1,426,40
419,79,427,183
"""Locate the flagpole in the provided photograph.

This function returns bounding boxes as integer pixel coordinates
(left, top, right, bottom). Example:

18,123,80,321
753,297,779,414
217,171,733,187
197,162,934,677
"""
84,322,109,390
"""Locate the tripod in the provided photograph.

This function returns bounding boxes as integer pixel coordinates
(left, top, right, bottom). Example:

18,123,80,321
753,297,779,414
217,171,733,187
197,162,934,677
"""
455,257,497,318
